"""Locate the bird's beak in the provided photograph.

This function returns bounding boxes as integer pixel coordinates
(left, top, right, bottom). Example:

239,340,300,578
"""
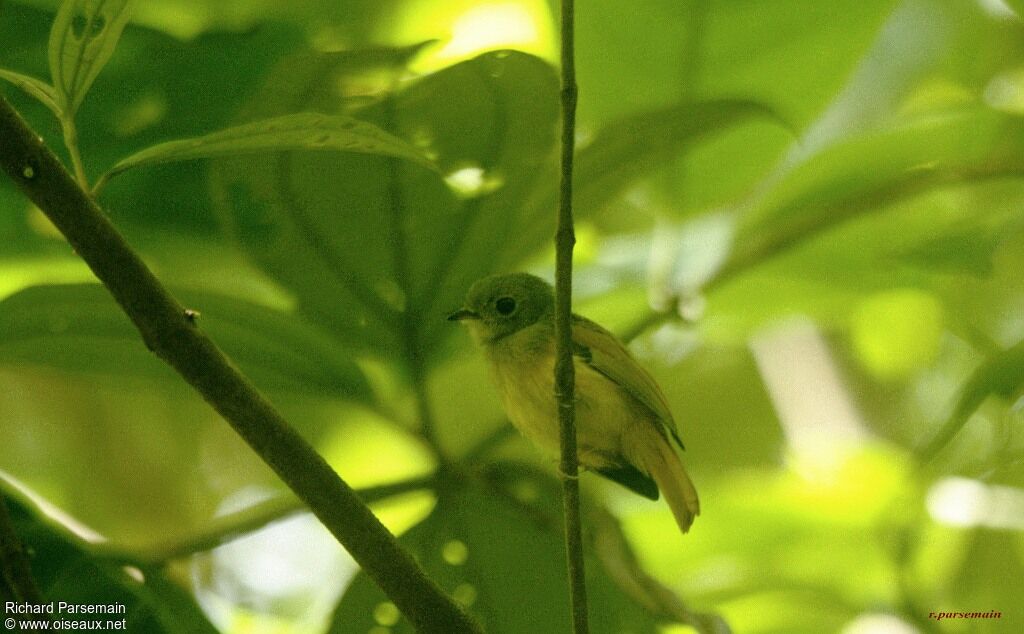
447,308,480,321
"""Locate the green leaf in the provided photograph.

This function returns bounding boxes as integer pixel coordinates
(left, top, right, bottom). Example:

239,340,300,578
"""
94,111,437,194
517,99,788,245
1004,0,1024,18
894,226,1007,277
211,49,560,363
330,472,663,634
47,0,134,115
717,107,1024,288
570,0,898,215
0,67,61,116
574,99,789,217
4,494,218,634
9,0,391,40
132,572,221,634
947,530,1024,631
920,338,1024,460
573,0,897,129
0,283,371,401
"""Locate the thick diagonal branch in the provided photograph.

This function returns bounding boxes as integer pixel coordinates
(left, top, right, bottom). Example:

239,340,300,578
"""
0,94,480,634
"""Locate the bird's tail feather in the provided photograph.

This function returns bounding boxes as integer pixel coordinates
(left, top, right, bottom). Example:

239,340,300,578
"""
644,436,700,533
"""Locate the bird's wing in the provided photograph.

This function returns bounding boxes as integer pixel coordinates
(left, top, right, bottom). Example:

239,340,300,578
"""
571,315,684,448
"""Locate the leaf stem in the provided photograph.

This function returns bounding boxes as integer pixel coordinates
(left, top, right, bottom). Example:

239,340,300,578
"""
555,0,589,632
0,94,480,634
91,172,111,197
619,305,679,344
919,338,1024,462
378,93,444,454
60,115,89,190
93,475,437,566
464,424,517,462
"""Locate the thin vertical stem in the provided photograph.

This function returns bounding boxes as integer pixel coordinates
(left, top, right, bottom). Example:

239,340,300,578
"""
555,0,589,632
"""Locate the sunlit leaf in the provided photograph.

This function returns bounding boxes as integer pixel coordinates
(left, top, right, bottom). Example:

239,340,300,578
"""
1003,0,1024,19
947,530,1024,631
591,507,732,634
0,283,371,401
574,0,898,128
716,107,1024,287
575,100,788,214
47,0,134,115
0,68,60,116
850,289,943,380
94,112,436,194
693,178,1024,344
4,494,218,634
524,100,789,223
570,0,898,215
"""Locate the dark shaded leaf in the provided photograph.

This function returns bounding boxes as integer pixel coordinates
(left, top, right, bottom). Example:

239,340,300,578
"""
5,493,218,634
0,283,371,400
212,49,560,363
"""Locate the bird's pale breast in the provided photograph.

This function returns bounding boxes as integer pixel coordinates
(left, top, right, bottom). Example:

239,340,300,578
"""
485,322,639,469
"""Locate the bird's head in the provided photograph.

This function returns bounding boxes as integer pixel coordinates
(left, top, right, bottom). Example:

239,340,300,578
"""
448,273,554,344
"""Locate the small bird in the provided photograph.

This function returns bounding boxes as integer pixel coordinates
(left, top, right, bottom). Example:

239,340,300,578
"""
449,272,700,533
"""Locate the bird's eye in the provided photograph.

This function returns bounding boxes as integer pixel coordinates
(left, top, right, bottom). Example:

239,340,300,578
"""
495,296,517,315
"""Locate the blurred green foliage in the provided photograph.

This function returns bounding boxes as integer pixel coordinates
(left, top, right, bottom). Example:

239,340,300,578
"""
2,0,1024,633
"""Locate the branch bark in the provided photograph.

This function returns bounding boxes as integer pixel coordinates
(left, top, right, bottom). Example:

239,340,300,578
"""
0,94,481,634
555,1,589,632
